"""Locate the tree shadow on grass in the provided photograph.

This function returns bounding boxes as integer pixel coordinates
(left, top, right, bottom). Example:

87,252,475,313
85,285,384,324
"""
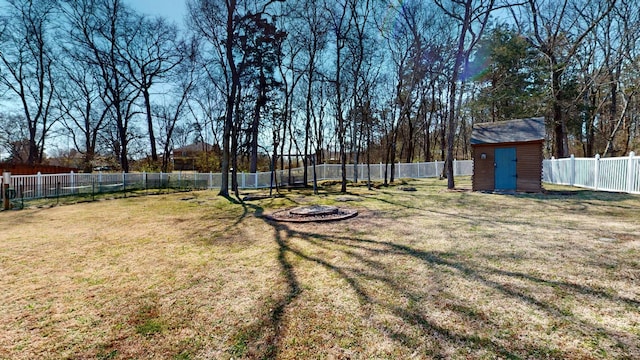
263,211,640,357
274,224,560,357
193,195,263,245
211,192,639,358
516,190,640,213
343,230,636,354
217,201,302,359
370,189,637,236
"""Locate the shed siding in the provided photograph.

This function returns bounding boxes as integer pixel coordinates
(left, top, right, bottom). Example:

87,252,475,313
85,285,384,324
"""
515,142,543,192
472,141,543,192
472,144,495,191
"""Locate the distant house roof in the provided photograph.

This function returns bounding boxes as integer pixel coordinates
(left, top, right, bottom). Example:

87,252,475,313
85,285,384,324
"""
471,117,546,145
173,142,216,154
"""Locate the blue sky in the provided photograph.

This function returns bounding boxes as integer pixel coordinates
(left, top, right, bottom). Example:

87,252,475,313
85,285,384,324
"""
124,0,188,26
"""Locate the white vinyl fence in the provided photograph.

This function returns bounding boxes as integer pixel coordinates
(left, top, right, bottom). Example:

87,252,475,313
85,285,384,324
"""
1,160,473,202
543,152,639,194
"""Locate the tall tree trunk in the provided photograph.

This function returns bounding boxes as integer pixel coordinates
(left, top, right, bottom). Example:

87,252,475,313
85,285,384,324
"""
440,112,446,162
304,60,314,185
27,125,38,165
406,119,414,163
445,6,471,188
389,127,398,183
551,64,567,158
336,49,347,193
424,89,436,162
117,110,129,172
142,88,158,162
231,86,242,197
219,0,238,197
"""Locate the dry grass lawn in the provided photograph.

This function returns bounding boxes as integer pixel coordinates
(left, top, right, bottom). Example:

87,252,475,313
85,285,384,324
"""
1,177,639,359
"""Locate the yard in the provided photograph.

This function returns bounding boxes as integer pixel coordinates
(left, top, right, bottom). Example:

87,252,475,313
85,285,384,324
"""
1,177,639,359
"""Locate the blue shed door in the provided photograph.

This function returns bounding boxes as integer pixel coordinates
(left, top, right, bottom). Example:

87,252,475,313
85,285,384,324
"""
494,147,517,190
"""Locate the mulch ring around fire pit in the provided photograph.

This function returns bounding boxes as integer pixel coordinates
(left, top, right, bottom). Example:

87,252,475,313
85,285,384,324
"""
264,205,358,223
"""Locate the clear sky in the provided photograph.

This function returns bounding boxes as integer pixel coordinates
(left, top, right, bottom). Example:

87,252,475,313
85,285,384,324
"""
124,0,188,26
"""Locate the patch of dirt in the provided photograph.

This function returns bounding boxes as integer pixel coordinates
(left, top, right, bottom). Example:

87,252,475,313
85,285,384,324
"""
242,194,272,201
543,190,580,196
443,188,472,193
397,186,417,192
335,196,362,202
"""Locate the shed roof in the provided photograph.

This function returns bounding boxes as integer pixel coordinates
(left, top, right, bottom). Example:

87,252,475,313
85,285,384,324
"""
471,117,545,145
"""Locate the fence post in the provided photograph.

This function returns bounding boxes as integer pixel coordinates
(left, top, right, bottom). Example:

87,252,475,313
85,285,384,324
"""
122,171,126,192
142,171,146,189
627,151,636,193
453,159,458,176
3,171,10,210
70,171,75,194
209,172,213,189
37,172,42,198
417,162,420,178
594,154,600,190
570,154,575,186
242,172,246,189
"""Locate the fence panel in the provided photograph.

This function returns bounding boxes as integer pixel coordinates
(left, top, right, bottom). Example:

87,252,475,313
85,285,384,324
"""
544,158,572,185
144,172,170,189
543,153,639,194
632,157,640,193
574,159,595,188
2,160,474,202
598,158,627,192
12,174,38,199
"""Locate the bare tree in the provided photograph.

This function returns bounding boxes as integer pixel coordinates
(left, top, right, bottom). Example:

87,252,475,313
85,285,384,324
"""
376,0,443,183
592,0,639,157
322,0,353,193
435,0,496,189
62,0,143,172
56,56,110,172
121,16,183,165
292,0,329,189
0,0,59,165
155,39,199,172
0,112,29,162
343,0,378,184
189,0,282,197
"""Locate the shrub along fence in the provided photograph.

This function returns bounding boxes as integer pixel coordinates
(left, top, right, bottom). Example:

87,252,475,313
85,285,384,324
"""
543,152,639,194
1,160,473,207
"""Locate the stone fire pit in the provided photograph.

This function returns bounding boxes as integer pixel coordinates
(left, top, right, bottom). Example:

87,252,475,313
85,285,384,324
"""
266,205,358,223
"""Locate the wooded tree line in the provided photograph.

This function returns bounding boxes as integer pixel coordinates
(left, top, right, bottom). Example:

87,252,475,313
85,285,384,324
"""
1,0,639,193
